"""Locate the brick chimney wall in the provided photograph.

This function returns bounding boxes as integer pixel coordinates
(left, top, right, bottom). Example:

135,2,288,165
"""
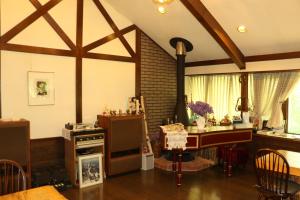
140,32,177,135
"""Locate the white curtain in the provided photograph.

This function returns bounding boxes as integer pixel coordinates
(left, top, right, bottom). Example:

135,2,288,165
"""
248,72,300,129
267,72,300,128
248,73,280,128
185,74,241,121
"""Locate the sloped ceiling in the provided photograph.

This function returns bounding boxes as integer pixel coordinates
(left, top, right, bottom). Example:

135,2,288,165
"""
104,0,228,62
202,0,300,56
105,0,300,63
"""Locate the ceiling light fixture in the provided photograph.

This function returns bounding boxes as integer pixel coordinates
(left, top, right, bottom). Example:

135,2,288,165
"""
237,25,247,33
158,6,166,14
153,0,174,14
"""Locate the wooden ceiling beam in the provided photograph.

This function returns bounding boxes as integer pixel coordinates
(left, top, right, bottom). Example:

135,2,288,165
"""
0,43,75,57
186,58,233,67
245,51,300,62
83,25,136,52
83,52,134,63
180,0,245,69
186,51,300,67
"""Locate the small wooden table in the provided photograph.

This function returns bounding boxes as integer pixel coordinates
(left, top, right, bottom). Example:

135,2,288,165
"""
0,186,67,200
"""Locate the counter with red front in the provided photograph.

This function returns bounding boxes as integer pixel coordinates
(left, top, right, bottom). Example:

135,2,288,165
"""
160,125,253,185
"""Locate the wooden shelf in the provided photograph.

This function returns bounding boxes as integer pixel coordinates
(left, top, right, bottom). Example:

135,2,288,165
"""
64,130,105,187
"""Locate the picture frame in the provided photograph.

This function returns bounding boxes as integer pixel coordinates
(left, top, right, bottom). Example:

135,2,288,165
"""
28,71,55,105
78,153,103,188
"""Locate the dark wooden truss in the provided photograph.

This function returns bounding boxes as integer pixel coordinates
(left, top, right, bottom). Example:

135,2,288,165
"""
0,0,139,122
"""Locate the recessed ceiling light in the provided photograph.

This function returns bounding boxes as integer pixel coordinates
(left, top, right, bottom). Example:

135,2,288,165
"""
158,6,166,14
237,25,247,33
153,0,174,4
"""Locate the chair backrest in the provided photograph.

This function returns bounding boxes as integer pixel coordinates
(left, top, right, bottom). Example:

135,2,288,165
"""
0,159,26,195
254,149,290,196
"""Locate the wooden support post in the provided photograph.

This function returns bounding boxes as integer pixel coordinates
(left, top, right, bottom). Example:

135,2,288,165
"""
240,73,249,112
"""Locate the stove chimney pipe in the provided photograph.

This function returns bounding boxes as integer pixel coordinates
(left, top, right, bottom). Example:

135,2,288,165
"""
170,37,193,126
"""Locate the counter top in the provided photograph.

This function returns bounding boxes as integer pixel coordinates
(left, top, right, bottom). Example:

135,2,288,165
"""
256,130,300,140
186,124,253,134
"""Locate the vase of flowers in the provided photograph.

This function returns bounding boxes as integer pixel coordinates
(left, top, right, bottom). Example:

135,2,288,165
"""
188,101,214,130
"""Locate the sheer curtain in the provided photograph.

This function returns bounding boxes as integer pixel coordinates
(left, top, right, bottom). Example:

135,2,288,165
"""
267,72,300,128
248,72,300,129
185,74,241,121
248,73,279,128
185,74,240,164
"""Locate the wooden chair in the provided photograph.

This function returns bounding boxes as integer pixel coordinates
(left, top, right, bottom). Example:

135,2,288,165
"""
254,149,300,200
0,159,26,195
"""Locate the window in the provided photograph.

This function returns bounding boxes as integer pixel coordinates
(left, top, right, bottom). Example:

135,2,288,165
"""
185,74,241,121
248,71,300,129
288,81,300,134
248,73,280,121
186,71,300,130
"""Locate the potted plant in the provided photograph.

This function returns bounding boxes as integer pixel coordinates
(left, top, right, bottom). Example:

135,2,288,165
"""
188,101,214,130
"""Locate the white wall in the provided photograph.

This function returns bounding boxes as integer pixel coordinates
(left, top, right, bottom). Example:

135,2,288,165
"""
185,58,300,75
1,52,76,139
82,59,135,123
1,0,135,138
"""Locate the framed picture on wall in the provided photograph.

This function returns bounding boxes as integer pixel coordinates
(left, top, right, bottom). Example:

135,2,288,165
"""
28,71,55,105
78,153,103,188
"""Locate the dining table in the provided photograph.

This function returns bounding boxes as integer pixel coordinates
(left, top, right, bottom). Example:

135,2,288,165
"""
277,150,300,177
0,185,67,200
279,150,300,200
257,149,300,184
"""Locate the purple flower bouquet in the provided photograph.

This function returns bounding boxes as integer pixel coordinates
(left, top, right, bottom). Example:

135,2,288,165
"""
188,101,214,117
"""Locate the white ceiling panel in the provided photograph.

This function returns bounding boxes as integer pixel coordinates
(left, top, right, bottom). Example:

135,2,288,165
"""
104,0,228,62
105,0,300,62
201,0,300,56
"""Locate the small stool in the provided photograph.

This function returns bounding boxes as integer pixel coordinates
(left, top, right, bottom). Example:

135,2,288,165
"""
218,145,249,174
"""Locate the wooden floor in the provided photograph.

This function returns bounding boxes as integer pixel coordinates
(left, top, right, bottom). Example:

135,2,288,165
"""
62,166,258,200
